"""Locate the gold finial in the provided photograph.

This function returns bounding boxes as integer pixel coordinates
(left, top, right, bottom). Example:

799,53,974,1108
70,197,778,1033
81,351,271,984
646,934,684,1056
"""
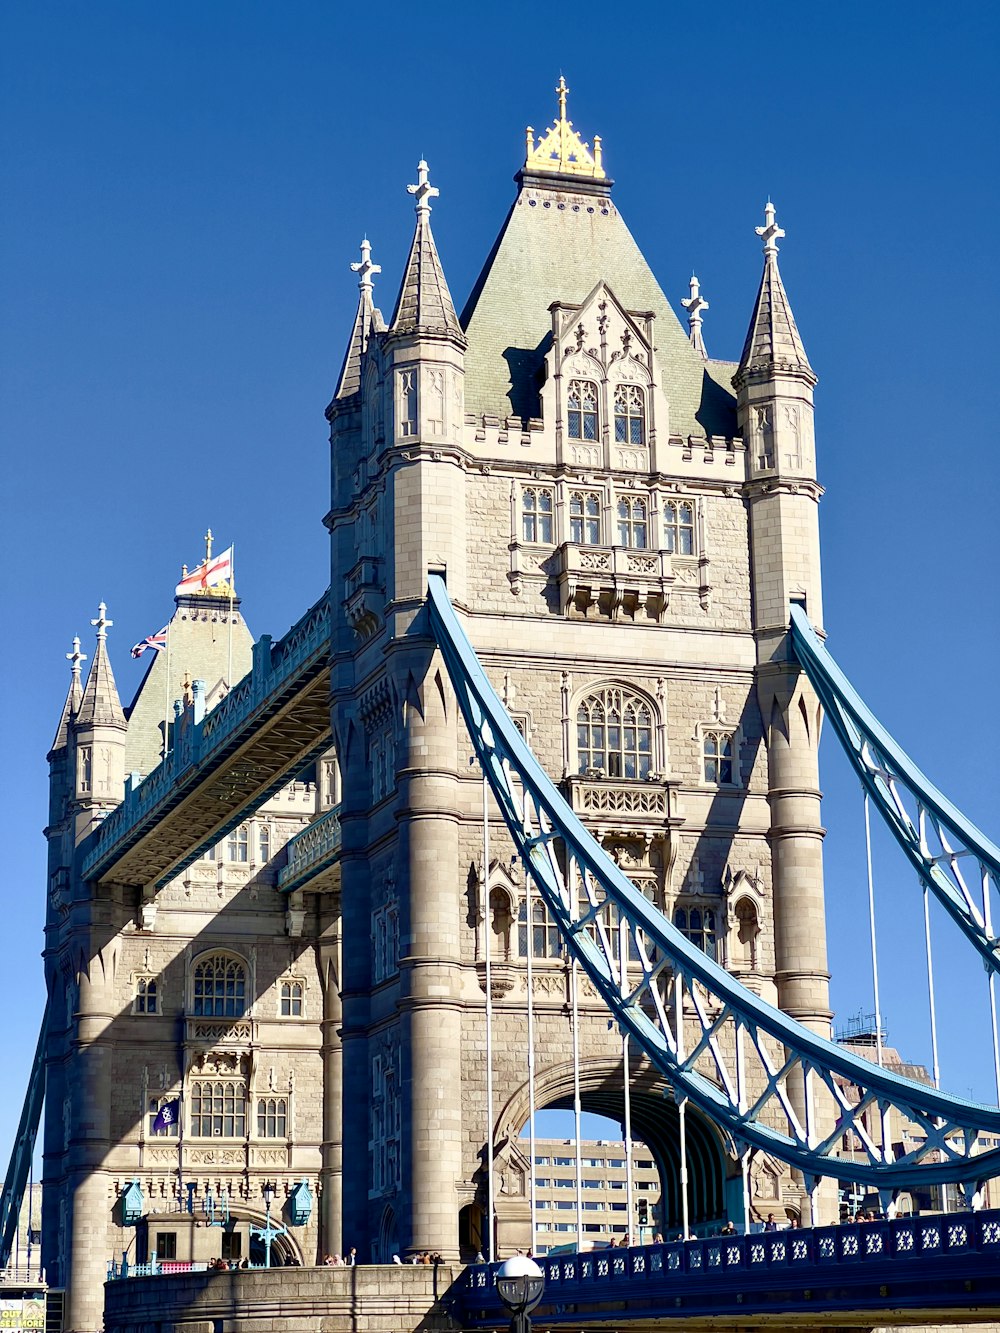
523,76,606,181
205,528,213,561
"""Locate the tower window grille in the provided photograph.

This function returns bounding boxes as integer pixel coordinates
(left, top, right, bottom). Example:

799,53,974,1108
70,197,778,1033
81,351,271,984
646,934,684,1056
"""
570,490,602,544
664,501,695,555
703,730,735,785
517,898,562,959
280,980,303,1017
135,976,158,1014
614,384,645,445
567,380,598,441
577,686,653,778
190,1080,247,1137
673,906,717,960
399,369,417,437
192,954,247,1018
227,825,249,863
616,496,648,548
257,1097,287,1138
522,487,554,543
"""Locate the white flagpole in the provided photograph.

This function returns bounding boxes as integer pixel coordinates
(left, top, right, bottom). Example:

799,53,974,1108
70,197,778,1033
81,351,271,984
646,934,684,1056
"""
482,773,496,1262
162,624,172,759
227,544,236,691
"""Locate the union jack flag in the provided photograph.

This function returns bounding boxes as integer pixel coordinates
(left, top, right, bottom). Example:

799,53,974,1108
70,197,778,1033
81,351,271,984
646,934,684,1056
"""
131,626,168,659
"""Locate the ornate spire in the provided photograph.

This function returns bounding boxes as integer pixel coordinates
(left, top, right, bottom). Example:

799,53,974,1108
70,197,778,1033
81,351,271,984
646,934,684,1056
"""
77,602,127,730
523,76,605,180
388,161,463,340
680,274,709,358
333,238,384,400
734,202,815,389
51,636,86,752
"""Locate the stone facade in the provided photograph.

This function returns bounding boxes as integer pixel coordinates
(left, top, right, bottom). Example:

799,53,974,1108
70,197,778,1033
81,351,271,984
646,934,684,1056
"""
43,90,832,1331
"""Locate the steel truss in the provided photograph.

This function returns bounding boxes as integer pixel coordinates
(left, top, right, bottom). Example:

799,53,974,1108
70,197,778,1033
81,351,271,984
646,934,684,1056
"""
789,605,1000,975
427,576,1000,1190
0,1004,47,1267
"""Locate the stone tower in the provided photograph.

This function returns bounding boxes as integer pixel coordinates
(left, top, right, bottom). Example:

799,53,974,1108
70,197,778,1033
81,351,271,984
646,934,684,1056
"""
325,83,830,1257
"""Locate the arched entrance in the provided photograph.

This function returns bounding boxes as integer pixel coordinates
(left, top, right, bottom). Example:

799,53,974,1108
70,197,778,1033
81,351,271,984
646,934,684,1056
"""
375,1204,399,1263
495,1058,729,1251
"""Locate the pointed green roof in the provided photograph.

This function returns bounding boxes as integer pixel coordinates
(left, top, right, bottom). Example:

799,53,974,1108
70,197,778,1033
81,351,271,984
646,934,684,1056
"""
460,178,737,436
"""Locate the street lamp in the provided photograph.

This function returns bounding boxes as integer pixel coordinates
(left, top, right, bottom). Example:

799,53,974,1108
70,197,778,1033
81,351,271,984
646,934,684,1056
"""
249,1181,287,1268
496,1256,545,1333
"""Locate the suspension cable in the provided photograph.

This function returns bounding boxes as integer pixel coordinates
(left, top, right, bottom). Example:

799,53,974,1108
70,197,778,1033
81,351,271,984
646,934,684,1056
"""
482,771,495,1262
571,956,583,1251
923,884,941,1089
525,860,538,1251
863,794,885,1067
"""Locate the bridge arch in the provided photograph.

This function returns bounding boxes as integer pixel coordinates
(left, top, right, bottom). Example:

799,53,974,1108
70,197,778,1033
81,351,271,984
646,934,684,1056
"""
494,1057,728,1240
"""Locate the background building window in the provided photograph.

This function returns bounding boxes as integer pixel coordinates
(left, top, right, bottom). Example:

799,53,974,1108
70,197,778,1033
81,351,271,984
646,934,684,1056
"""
227,825,249,862
577,687,653,778
567,380,598,441
517,899,562,959
221,1233,242,1261
190,1080,247,1137
616,496,648,548
192,954,247,1018
674,906,717,960
664,501,695,555
703,730,735,784
614,385,645,445
570,491,601,544
135,977,157,1014
257,1096,287,1138
280,980,303,1017
522,487,554,543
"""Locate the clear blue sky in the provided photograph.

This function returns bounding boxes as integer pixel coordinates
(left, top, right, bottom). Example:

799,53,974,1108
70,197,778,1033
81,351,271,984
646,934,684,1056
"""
2,2,998,1165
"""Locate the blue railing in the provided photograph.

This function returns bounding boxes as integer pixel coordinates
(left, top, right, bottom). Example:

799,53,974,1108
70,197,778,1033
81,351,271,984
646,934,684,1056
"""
460,1211,1000,1322
277,806,342,895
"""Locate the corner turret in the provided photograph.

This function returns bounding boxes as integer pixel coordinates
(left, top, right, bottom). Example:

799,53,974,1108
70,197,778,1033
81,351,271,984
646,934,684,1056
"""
331,238,385,404
72,602,127,839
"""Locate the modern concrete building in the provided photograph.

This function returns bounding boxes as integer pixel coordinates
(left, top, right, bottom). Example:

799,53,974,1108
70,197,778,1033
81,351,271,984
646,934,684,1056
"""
41,81,830,1332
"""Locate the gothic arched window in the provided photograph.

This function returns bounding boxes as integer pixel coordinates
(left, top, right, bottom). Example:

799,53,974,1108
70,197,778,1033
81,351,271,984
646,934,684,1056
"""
522,487,554,543
577,686,653,779
192,954,247,1018
614,384,646,445
703,730,735,785
664,501,695,556
567,380,598,441
616,496,648,548
673,906,717,961
517,898,562,959
227,824,249,863
569,490,602,545
190,1080,247,1137
257,1097,288,1138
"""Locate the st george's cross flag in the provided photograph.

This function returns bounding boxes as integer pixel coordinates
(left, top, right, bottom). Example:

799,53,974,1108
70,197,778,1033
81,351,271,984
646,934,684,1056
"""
151,1098,180,1134
130,626,169,659
175,545,234,597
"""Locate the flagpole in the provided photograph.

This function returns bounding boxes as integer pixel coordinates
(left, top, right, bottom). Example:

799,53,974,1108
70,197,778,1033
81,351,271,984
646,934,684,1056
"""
227,545,235,691
162,621,173,759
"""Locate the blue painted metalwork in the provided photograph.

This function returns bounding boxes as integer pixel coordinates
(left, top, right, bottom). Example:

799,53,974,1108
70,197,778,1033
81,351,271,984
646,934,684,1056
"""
789,605,1000,974
120,1179,144,1226
287,1179,313,1225
0,1005,47,1268
458,1210,1000,1325
278,808,342,895
427,575,1000,1188
81,591,332,887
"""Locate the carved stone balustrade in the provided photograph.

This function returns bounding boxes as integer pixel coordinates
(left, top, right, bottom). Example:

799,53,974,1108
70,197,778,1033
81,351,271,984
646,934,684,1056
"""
563,774,684,846
343,555,383,639
555,543,675,621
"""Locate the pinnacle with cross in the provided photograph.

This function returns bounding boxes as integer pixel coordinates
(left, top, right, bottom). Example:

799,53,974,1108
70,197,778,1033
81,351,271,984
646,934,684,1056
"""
205,529,213,561
66,635,87,677
557,75,569,121
681,273,709,329
407,161,439,218
91,602,113,641
756,201,785,256
350,237,381,293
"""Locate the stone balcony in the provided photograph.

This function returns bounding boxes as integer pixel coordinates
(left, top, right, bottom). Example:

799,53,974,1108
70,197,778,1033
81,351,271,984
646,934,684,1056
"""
563,774,684,843
555,543,675,621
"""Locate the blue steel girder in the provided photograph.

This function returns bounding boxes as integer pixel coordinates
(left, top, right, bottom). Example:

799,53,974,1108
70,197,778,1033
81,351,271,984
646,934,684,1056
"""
426,575,1000,1190
789,605,1000,976
0,1003,47,1268
80,592,332,890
